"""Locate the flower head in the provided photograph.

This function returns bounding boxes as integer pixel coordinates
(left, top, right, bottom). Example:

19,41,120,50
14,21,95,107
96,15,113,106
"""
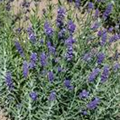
103,4,113,20
23,61,29,78
57,7,66,28
88,2,94,11
29,53,37,68
40,52,47,67
101,65,109,82
48,71,54,82
87,97,100,110
67,20,76,34
79,90,89,99
5,72,14,90
30,92,37,101
44,22,53,36
97,52,105,64
49,91,56,101
75,0,81,8
15,41,24,57
100,32,107,46
64,79,73,90
89,68,100,82
113,63,120,72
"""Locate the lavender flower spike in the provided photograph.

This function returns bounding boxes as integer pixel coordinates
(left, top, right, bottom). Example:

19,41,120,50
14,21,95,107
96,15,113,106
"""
15,41,24,57
5,72,14,90
44,22,53,36
49,91,56,101
87,97,100,110
48,71,54,82
101,65,109,82
79,90,89,99
29,52,37,68
23,61,29,78
67,20,76,34
40,52,47,67
30,92,37,101
89,68,100,82
103,4,113,20
97,52,105,64
64,79,73,90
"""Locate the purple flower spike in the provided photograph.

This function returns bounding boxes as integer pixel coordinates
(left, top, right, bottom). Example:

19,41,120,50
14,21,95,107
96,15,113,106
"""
23,61,29,78
15,41,24,57
67,20,76,34
29,33,36,43
79,90,89,99
40,52,47,67
48,71,54,82
89,68,100,82
29,53,37,68
5,72,14,90
103,4,113,20
87,97,100,110
30,92,37,101
64,79,73,90
83,53,91,61
101,65,109,82
113,63,120,72
81,110,87,115
57,7,66,28
44,22,53,36
75,0,81,8
88,2,94,11
49,91,56,101
91,22,99,30
94,9,99,18
100,32,107,46
109,34,119,43
97,52,105,64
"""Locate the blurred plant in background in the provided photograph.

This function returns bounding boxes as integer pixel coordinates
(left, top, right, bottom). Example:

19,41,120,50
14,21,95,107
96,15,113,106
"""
0,0,120,120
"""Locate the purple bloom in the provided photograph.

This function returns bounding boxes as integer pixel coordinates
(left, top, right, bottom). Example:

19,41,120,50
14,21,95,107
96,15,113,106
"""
83,53,91,61
100,32,107,46
49,91,56,101
44,22,53,36
29,53,37,68
23,61,29,78
108,27,113,32
5,72,14,90
57,7,66,28
79,90,89,98
113,63,120,72
30,92,37,101
91,22,99,30
89,68,100,82
87,97,100,110
58,28,66,39
29,33,36,43
40,52,47,67
109,34,119,43
94,9,99,18
97,52,105,64
65,37,76,61
81,110,87,115
103,4,113,20
67,20,76,34
97,30,106,37
67,0,73,2
15,41,24,57
64,79,73,90
48,71,54,82
75,0,81,8
88,2,94,11
47,41,56,54
101,65,109,82
58,66,62,72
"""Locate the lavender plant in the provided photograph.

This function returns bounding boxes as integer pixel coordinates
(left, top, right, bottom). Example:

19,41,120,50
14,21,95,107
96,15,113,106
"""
0,0,120,120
